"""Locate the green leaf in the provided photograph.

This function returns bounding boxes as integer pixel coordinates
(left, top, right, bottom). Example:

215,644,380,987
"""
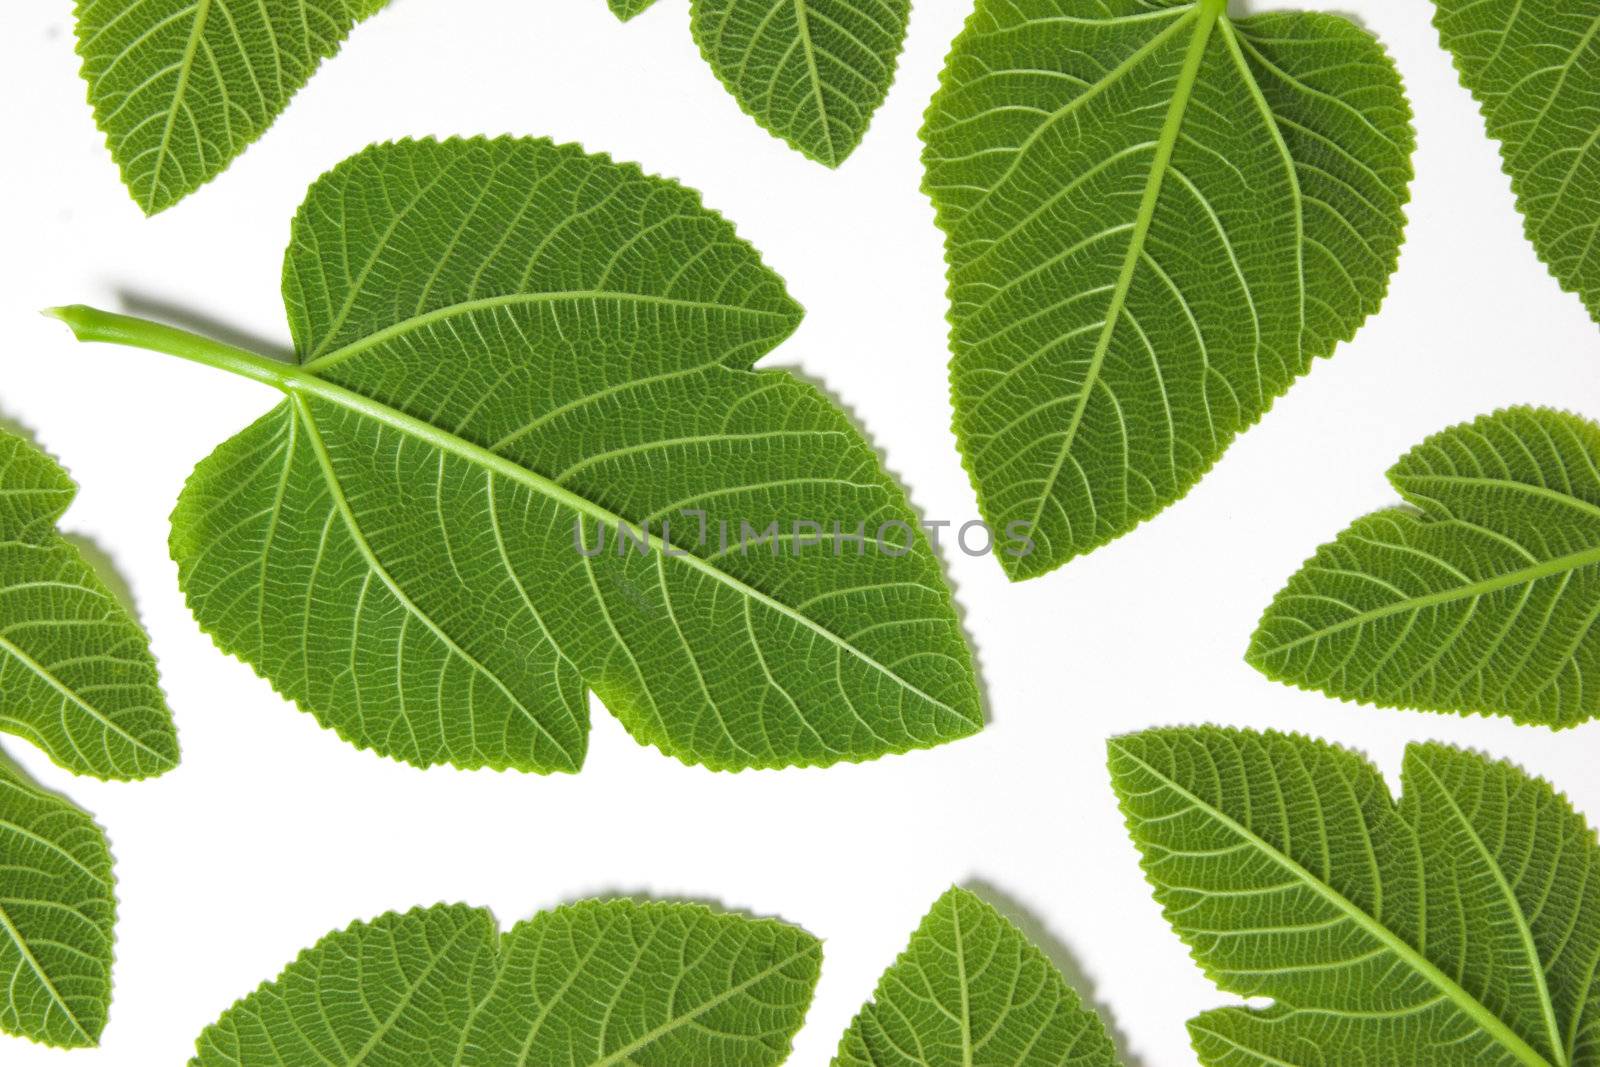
607,0,661,22
832,886,1121,1067
0,433,168,1050
690,0,910,166
0,750,116,1050
1110,726,1600,1067
0,428,177,779
1432,0,1600,325
50,136,981,774
923,0,1414,579
73,0,388,215
191,899,821,1066
1250,406,1600,728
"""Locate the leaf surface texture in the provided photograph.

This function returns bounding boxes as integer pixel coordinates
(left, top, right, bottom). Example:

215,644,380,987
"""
74,0,387,213
0,428,177,779
1251,407,1600,727
138,136,981,773
833,886,1120,1067
689,0,910,165
1432,0,1600,324
0,754,116,1049
1110,725,1600,1067
607,0,660,20
923,0,1414,577
191,900,821,1066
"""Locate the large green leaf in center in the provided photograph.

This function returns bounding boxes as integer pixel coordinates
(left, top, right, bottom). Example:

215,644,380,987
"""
160,137,981,773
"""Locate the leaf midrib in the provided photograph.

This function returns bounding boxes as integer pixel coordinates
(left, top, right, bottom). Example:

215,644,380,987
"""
790,0,838,165
1026,1,1222,533
154,326,968,729
1114,741,1557,1067
300,289,797,374
1257,539,1600,656
143,0,212,213
949,895,974,1067
1396,473,1600,523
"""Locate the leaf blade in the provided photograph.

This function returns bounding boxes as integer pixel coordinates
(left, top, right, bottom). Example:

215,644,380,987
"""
923,0,1413,578
1250,406,1600,727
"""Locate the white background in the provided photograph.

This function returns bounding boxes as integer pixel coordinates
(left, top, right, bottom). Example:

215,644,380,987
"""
2,0,1599,1064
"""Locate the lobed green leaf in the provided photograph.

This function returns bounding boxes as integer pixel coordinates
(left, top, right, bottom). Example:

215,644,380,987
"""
1251,406,1600,727
1111,725,1600,1067
79,136,988,773
191,900,821,1067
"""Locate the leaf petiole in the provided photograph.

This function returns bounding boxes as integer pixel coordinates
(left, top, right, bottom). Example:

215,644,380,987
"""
44,305,299,391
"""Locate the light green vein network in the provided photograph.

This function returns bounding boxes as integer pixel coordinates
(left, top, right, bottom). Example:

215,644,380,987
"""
688,0,912,166
1251,407,1600,727
922,0,1414,579
0,428,177,780
49,136,982,774
0,751,116,1050
1431,0,1600,326
1110,726,1600,1067
189,900,821,1066
73,0,390,214
833,886,1121,1067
